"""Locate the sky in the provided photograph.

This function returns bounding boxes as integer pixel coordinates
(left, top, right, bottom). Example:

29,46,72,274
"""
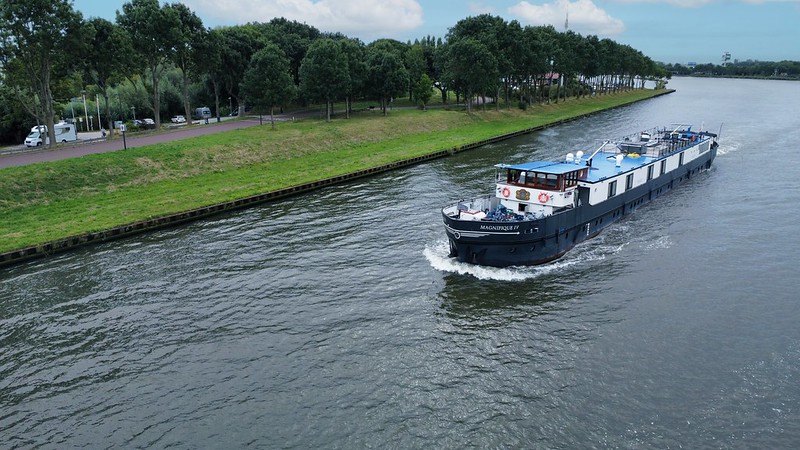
71,0,799,64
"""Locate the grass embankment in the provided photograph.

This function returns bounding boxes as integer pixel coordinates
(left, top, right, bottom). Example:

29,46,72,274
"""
0,90,668,254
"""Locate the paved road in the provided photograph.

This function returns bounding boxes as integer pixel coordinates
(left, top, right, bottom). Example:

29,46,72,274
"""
0,117,264,169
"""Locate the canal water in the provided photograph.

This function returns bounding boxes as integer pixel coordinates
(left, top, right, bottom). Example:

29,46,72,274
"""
2,77,800,448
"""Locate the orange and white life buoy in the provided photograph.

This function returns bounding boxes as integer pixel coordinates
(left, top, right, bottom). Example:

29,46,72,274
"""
502,187,511,198
538,192,549,203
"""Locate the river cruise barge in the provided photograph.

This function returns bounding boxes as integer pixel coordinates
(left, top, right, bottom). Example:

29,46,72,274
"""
442,125,719,267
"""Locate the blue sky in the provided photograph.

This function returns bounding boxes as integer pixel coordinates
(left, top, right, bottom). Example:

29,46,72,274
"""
72,0,798,64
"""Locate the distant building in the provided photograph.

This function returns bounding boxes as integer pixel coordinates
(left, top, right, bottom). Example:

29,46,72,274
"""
688,62,697,69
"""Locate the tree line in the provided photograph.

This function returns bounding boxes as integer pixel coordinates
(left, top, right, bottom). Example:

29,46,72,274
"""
0,0,668,146
662,60,800,79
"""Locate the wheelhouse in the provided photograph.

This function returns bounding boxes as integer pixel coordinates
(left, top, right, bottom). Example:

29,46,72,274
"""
494,161,589,217
501,163,588,191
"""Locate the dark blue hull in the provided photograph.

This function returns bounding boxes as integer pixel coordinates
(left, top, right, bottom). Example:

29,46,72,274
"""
443,146,716,267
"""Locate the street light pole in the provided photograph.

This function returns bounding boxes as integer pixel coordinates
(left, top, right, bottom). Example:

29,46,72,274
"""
82,91,89,131
96,94,102,131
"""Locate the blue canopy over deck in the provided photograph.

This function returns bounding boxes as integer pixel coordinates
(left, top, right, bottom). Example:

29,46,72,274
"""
496,154,661,184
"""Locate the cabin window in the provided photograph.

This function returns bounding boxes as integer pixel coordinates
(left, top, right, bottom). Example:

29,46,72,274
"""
626,174,634,190
608,180,617,198
507,170,519,184
679,152,685,166
660,160,666,175
563,171,578,188
647,165,654,181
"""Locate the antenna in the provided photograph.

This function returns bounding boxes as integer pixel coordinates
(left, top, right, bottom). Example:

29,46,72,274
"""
565,8,569,31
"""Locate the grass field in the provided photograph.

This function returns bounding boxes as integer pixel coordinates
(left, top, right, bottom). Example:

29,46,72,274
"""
0,90,669,254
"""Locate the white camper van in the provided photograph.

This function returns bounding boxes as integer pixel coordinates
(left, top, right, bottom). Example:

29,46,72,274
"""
24,122,78,147
193,107,211,120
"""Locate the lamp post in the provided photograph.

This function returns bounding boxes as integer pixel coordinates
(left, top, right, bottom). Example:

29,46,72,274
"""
228,96,232,115
82,90,89,131
96,94,102,131
117,92,122,122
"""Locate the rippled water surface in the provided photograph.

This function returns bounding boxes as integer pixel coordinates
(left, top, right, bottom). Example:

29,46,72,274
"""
3,77,800,448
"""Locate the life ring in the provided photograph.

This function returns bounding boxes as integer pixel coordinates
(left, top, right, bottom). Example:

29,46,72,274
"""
501,187,510,198
538,192,549,203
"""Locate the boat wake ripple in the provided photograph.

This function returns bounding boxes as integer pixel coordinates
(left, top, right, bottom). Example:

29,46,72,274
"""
423,237,626,281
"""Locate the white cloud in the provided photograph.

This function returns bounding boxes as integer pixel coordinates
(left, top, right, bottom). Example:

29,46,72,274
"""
184,0,424,38
468,2,498,14
509,0,625,36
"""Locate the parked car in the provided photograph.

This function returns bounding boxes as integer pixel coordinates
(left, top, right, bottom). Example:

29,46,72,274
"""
171,115,186,124
134,118,155,130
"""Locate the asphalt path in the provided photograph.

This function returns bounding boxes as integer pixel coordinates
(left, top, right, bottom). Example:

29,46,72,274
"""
0,117,264,169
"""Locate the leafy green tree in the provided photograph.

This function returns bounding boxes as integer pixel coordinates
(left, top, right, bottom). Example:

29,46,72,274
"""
240,44,296,129
536,25,563,103
299,38,350,122
334,37,367,118
0,81,32,145
259,18,321,85
580,35,602,96
117,0,181,128
0,0,87,146
404,44,426,101
195,28,225,120
217,24,268,113
417,36,446,103
446,15,507,109
412,74,433,110
168,2,205,125
442,38,497,112
365,42,408,115
84,18,134,136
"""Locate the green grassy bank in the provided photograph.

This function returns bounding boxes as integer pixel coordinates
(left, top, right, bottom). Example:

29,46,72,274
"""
0,90,670,256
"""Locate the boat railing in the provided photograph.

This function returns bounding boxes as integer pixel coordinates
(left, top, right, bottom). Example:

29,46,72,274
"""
596,126,710,158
